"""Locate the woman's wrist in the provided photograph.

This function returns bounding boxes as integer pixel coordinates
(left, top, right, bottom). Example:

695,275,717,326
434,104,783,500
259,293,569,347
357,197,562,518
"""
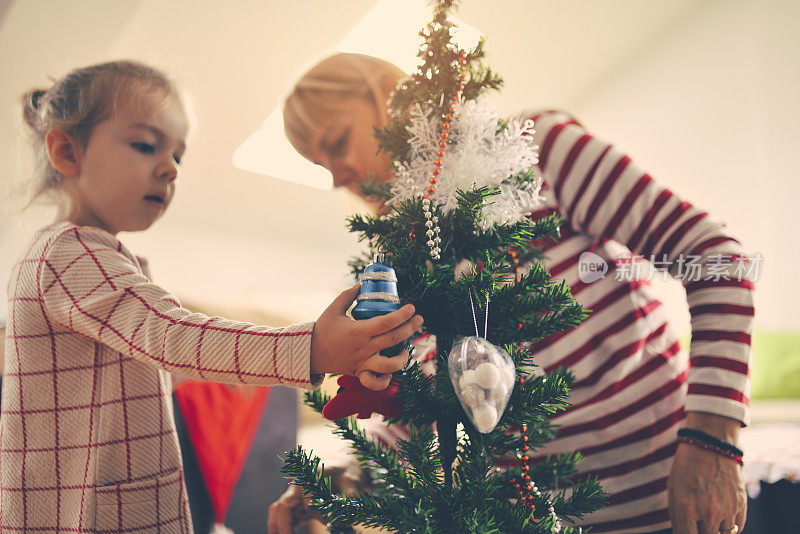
684,411,741,444
677,428,743,463
679,411,744,465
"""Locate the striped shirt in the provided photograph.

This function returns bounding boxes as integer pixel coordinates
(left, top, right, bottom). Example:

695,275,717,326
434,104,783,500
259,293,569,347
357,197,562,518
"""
367,111,754,533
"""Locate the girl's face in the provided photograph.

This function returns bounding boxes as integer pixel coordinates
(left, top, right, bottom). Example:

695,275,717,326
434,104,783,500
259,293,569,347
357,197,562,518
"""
306,97,392,197
66,93,188,234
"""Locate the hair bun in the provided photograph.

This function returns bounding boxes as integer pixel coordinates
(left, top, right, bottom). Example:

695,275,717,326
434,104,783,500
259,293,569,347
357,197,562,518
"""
22,88,48,130
31,89,47,110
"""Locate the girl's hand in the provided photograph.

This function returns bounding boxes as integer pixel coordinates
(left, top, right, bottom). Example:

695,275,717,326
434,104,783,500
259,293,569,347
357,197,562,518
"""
310,284,423,379
357,365,403,391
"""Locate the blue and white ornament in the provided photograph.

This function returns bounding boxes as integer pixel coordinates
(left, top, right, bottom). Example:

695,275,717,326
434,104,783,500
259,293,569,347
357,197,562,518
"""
352,252,408,358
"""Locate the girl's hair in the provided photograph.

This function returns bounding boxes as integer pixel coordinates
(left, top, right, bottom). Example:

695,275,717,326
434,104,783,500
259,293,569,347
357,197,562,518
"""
283,53,405,159
21,59,181,203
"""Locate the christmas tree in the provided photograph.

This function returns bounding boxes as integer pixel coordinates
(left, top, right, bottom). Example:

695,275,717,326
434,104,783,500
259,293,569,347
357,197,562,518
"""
281,1,606,531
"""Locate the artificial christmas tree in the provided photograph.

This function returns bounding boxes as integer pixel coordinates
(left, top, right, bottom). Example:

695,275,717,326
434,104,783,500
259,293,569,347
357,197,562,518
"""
282,1,606,531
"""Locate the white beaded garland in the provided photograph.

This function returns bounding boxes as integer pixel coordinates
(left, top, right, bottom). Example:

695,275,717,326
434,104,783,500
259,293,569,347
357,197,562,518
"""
524,480,561,532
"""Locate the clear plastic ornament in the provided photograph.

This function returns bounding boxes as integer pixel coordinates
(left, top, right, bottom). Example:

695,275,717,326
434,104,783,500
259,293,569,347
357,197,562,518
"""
448,336,516,433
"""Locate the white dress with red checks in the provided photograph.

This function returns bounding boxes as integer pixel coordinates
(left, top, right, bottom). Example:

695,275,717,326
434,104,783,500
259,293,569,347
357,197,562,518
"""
1,223,319,533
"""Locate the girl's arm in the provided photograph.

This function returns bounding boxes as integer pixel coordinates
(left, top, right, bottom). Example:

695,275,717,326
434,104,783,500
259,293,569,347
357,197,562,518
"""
530,110,754,427
37,225,320,388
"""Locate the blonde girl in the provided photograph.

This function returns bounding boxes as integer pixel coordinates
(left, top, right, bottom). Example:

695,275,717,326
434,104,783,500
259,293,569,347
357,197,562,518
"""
1,59,421,532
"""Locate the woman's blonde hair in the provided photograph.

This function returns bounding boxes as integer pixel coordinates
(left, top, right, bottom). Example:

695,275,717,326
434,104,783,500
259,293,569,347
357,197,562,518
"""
21,59,181,204
283,53,405,159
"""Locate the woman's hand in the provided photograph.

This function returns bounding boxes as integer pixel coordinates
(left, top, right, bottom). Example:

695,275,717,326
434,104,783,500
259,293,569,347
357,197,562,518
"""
268,462,367,534
268,483,320,534
668,412,747,534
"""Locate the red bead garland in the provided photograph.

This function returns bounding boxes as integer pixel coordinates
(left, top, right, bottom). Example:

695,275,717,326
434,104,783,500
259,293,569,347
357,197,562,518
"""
512,376,535,516
511,375,563,526
508,248,521,283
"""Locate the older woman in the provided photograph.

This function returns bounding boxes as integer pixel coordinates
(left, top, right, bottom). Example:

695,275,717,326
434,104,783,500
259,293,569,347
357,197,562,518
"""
269,53,753,534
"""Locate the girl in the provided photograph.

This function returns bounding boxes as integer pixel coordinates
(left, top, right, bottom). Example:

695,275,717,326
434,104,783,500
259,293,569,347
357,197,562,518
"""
269,53,754,534
1,59,422,533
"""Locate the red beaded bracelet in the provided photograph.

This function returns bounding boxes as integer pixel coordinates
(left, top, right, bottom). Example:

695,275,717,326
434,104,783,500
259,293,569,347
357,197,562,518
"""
677,435,744,465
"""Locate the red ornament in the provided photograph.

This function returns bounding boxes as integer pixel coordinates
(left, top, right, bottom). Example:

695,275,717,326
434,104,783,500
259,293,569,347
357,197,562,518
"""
322,375,403,420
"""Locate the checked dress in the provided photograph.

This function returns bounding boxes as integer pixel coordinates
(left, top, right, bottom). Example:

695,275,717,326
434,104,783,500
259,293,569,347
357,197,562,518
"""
1,223,320,532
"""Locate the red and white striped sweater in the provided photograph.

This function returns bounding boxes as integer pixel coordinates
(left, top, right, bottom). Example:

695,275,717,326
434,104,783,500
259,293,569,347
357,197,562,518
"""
367,111,755,533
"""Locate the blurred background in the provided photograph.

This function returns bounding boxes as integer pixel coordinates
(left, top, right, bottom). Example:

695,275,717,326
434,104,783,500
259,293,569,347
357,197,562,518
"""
1,1,798,532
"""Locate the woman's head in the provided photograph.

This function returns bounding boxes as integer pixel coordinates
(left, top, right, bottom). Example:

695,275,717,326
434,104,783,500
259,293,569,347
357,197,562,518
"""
283,53,405,195
22,59,188,233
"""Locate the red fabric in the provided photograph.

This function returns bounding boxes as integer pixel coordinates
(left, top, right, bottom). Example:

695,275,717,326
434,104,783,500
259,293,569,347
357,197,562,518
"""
322,375,402,420
174,381,270,523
